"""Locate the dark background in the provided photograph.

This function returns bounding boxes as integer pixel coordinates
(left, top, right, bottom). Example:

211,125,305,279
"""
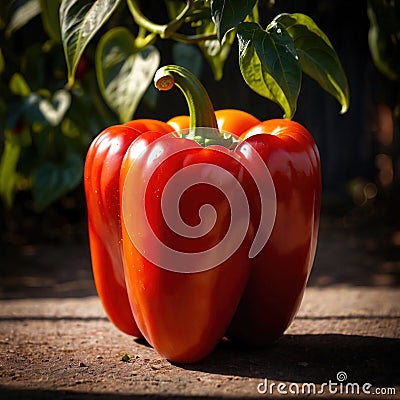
1,0,399,248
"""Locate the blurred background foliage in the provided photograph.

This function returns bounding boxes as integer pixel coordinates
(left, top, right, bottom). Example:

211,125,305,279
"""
0,0,399,247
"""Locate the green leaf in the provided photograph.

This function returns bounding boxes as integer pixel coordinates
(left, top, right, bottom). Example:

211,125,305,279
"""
38,90,72,126
7,0,41,34
367,0,400,82
211,0,257,41
40,0,62,42
59,0,122,87
32,152,83,211
276,13,350,114
0,138,21,208
96,27,160,123
196,19,234,81
9,73,31,97
237,21,301,119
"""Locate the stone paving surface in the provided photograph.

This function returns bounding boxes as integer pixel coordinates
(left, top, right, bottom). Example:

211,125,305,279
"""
0,221,399,399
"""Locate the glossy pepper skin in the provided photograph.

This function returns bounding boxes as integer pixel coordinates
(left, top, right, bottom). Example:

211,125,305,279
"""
119,67,260,362
228,119,321,344
84,64,321,363
168,115,321,344
120,132,255,362
84,119,174,336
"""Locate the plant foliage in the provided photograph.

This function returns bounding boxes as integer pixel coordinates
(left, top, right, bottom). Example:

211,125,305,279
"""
0,0,350,210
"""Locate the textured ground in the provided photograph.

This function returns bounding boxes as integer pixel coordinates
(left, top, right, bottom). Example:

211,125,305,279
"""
0,219,399,399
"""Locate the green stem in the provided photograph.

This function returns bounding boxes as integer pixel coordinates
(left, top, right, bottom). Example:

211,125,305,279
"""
128,0,191,39
134,32,157,50
154,65,218,132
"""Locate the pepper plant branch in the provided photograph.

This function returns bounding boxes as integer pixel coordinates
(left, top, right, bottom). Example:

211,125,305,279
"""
127,0,193,39
134,31,157,50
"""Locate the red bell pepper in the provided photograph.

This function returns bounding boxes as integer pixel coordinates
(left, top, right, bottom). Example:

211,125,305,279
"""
84,64,321,363
167,114,321,344
119,67,260,363
227,118,321,344
84,120,174,336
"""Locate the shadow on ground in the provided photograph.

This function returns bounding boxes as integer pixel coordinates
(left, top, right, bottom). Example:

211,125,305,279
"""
177,333,400,387
1,218,400,300
0,391,244,400
0,333,398,400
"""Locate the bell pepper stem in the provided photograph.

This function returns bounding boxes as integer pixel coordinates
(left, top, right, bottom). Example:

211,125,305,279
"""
154,65,219,135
